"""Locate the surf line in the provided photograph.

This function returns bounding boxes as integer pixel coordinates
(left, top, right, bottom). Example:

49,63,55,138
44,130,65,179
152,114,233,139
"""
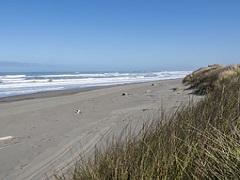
0,136,14,141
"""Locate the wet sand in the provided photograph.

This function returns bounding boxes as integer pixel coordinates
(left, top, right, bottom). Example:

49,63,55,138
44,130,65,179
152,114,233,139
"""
0,79,198,179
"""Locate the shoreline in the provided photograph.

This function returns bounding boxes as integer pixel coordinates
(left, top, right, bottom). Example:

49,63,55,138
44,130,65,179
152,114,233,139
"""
0,78,182,103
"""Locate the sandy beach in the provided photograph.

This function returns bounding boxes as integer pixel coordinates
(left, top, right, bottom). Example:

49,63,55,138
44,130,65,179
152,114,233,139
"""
0,79,197,180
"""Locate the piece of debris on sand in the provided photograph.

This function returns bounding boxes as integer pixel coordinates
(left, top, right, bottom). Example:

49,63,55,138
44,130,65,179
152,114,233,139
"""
75,109,82,114
171,87,178,91
122,92,129,96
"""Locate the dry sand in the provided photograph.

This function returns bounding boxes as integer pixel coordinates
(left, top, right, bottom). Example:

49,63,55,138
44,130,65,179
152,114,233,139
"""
0,79,198,180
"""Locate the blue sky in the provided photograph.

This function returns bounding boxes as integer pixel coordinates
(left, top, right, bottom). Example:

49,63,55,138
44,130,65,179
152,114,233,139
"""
0,0,239,72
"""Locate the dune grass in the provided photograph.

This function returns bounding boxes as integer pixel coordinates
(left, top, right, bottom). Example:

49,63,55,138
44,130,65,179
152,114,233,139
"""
59,66,240,180
183,64,240,95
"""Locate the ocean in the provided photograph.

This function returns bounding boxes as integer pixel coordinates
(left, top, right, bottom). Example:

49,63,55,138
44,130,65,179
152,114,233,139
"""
0,71,191,98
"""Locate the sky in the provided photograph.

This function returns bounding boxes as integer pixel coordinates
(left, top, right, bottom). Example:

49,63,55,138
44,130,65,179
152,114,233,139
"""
0,0,239,72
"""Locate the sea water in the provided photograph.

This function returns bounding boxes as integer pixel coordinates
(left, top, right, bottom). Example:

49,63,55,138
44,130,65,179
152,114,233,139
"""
0,71,191,98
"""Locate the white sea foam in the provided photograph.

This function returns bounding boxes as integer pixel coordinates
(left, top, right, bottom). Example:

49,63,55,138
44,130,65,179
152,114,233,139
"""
2,75,26,78
0,71,191,98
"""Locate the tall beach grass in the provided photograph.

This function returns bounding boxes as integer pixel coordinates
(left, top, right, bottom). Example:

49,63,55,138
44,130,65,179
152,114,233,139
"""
59,65,240,179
